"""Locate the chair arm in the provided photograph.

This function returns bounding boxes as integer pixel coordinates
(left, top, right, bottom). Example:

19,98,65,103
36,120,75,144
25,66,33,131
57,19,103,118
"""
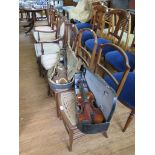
37,36,63,43
34,29,57,33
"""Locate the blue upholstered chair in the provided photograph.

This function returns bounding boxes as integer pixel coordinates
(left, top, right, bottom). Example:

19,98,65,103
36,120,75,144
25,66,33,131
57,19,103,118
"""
75,28,98,69
105,37,135,72
95,43,135,132
85,9,131,56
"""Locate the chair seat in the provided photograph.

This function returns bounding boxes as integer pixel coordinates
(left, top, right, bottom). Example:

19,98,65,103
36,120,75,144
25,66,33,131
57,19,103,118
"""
33,30,56,42
104,72,135,109
34,26,54,32
85,38,115,55
41,53,59,70
59,91,77,126
81,30,94,44
75,23,92,31
105,51,135,71
34,43,60,57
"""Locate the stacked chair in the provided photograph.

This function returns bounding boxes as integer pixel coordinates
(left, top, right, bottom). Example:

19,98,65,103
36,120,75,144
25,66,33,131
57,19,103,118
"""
30,2,135,151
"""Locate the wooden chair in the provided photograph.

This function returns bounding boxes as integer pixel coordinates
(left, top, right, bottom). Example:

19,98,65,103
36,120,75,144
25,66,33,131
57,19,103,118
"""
95,43,134,132
57,90,85,151
75,28,98,70
85,9,131,56
78,4,109,44
49,28,98,117
34,15,68,77
32,6,59,43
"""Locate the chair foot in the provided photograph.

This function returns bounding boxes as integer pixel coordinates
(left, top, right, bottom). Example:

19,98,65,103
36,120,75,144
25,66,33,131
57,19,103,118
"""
103,131,108,138
122,109,135,132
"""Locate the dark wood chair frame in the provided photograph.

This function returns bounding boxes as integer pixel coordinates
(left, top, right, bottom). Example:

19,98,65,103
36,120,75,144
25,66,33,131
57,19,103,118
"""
94,43,134,132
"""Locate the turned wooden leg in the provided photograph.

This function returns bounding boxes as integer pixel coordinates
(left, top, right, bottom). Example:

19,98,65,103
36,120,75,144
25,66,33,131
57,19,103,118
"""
103,131,108,138
123,109,135,132
69,131,73,151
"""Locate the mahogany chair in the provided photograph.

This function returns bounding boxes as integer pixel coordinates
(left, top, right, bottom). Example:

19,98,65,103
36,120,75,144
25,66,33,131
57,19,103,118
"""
85,9,131,56
95,43,135,132
55,29,101,151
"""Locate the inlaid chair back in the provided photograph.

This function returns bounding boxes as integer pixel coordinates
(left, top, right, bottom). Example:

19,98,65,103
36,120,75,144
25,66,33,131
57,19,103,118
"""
106,9,130,48
75,28,98,69
95,43,130,97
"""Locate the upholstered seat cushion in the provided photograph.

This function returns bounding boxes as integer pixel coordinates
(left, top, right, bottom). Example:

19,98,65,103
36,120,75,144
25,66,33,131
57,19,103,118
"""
34,26,54,32
34,43,60,57
81,30,94,44
104,72,135,109
41,53,59,70
105,51,135,71
33,30,56,42
75,23,92,30
59,91,77,126
85,38,115,55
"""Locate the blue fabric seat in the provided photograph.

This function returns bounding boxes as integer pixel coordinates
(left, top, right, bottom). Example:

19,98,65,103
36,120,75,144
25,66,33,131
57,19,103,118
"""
105,51,135,72
75,22,92,30
81,30,94,44
85,38,116,55
104,72,135,109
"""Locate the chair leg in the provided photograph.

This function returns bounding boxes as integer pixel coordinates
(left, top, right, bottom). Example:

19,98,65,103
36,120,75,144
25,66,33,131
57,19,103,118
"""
47,84,51,97
55,92,61,119
123,109,135,132
103,131,108,138
68,131,73,151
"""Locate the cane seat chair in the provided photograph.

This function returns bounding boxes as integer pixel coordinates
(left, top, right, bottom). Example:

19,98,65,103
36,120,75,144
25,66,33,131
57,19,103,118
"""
85,9,131,56
95,43,134,132
56,29,101,151
105,36,135,72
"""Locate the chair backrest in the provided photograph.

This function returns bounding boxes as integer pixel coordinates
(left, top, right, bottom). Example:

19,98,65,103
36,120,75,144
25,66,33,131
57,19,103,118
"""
49,5,59,30
75,28,98,70
105,9,131,47
95,43,130,96
91,4,108,36
65,23,79,50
